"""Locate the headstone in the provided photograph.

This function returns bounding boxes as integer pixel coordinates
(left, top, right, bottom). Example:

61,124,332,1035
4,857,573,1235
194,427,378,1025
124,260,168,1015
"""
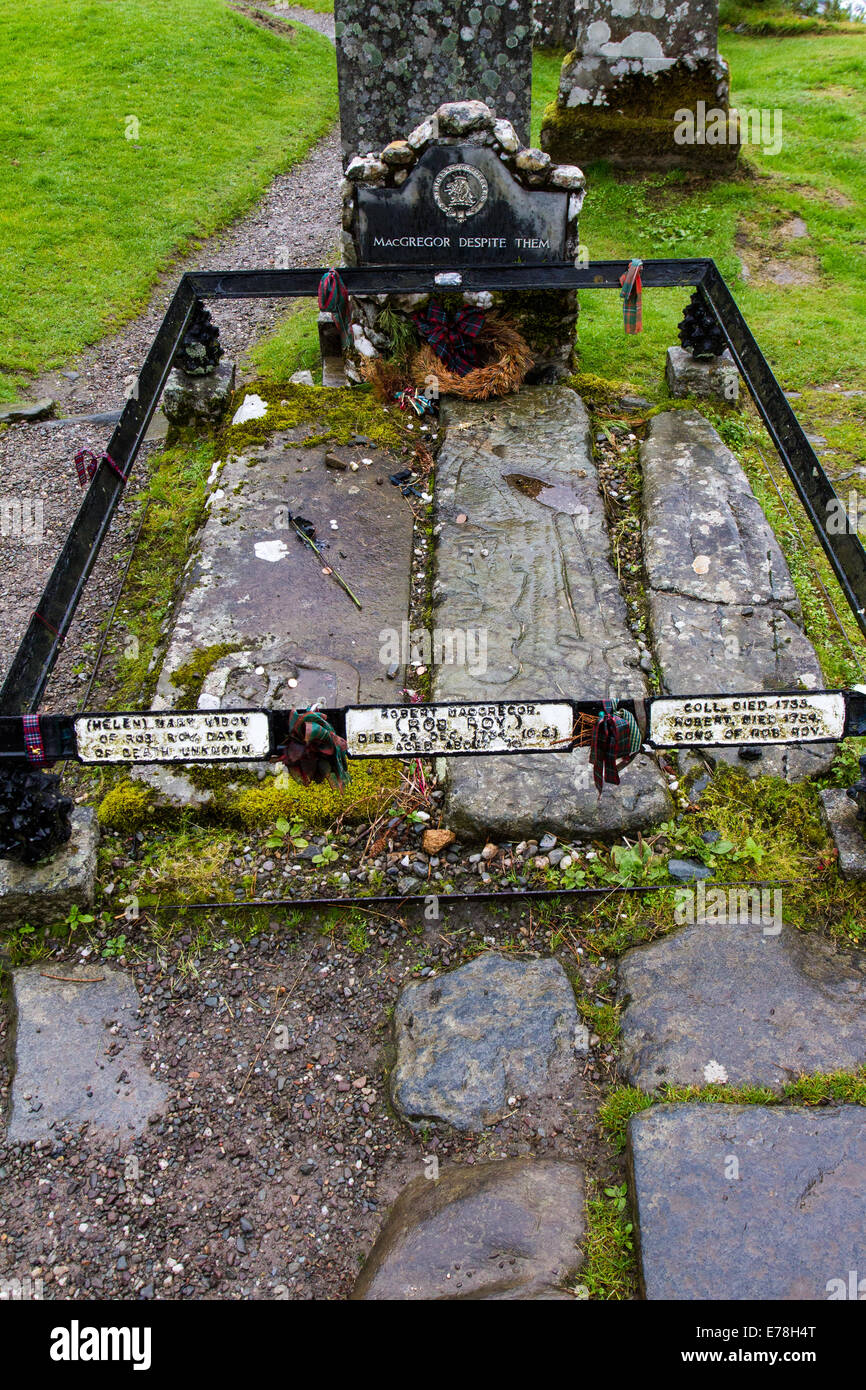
619,918,866,1091
333,0,535,161
629,1104,866,1300
533,0,576,49
341,101,585,376
540,0,737,172
352,1157,586,1299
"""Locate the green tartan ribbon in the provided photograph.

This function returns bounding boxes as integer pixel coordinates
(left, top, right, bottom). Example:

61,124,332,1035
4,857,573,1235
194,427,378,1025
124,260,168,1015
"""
590,700,642,795
277,707,349,791
318,269,353,349
619,259,643,335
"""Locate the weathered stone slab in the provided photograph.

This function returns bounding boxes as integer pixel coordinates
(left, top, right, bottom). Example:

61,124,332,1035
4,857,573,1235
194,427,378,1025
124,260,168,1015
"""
140,432,413,805
334,0,534,159
820,788,866,881
665,345,739,402
7,965,167,1144
641,410,834,780
629,1104,866,1300
391,952,583,1130
352,1156,585,1299
433,387,671,837
619,918,866,1091
0,808,97,931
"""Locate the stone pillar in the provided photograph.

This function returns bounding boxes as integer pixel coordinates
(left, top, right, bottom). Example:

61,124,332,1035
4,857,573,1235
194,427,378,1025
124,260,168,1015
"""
333,0,534,162
339,101,585,378
533,0,576,49
540,0,737,173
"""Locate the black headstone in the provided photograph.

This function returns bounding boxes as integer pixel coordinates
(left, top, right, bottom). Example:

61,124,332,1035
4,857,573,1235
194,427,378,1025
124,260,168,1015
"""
355,146,570,267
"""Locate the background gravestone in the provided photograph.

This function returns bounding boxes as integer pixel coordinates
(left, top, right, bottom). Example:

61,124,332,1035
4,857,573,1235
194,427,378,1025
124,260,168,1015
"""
533,0,575,49
540,0,736,172
333,0,535,161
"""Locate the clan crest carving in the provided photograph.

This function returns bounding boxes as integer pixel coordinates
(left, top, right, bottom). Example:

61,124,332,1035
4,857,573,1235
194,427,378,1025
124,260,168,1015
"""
432,163,489,222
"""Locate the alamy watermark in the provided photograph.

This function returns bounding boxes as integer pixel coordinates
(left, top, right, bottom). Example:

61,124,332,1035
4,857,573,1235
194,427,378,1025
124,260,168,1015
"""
675,882,782,936
1,496,43,545
674,103,783,156
379,621,488,676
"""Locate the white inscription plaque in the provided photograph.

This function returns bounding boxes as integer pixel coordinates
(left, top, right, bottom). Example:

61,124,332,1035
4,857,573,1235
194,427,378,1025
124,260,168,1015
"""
75,711,271,763
649,692,845,747
345,701,573,757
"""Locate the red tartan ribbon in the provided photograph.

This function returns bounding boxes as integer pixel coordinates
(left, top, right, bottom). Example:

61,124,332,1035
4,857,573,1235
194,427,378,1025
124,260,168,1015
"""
619,259,643,335
413,301,484,376
22,714,49,765
590,701,642,795
318,268,352,347
74,450,126,487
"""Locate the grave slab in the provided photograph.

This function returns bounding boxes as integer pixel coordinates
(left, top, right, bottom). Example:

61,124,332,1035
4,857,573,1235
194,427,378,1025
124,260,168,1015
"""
352,1156,585,1299
619,919,866,1091
0,808,97,931
433,387,671,838
140,432,413,805
629,1104,866,1300
641,410,834,780
391,951,583,1131
7,964,167,1144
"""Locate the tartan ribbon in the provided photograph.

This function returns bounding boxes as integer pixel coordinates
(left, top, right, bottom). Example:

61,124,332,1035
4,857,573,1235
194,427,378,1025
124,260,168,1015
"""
74,450,126,487
318,269,353,348
619,259,643,335
277,707,349,791
590,700,642,795
22,714,49,766
396,387,434,416
413,301,484,377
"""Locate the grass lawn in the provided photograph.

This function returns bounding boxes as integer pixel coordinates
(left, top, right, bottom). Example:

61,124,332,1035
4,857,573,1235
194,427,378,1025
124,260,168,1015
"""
0,0,337,402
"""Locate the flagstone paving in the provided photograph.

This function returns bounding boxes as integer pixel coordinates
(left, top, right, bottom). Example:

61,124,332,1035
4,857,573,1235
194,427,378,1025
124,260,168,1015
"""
433,386,671,837
391,952,585,1130
618,918,866,1091
641,409,834,780
352,1156,585,1300
7,965,167,1145
629,1104,866,1300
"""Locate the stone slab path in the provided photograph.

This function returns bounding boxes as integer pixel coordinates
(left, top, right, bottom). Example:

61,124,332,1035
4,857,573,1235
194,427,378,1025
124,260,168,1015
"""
7,965,166,1145
619,918,866,1091
391,952,584,1130
641,410,834,781
629,1104,866,1300
433,387,671,837
352,1156,585,1300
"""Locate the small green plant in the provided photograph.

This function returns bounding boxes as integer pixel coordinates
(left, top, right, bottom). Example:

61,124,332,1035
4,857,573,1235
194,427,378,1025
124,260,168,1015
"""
312,842,339,866
575,1179,638,1300
101,934,127,959
66,905,96,935
265,816,309,851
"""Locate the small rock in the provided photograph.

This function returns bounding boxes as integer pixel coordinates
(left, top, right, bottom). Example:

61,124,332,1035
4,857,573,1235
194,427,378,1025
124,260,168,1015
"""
667,857,713,881
423,828,456,855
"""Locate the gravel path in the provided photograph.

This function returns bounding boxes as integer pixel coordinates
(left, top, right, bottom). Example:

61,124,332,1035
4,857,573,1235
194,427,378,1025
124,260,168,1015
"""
0,902,614,1301
0,99,341,713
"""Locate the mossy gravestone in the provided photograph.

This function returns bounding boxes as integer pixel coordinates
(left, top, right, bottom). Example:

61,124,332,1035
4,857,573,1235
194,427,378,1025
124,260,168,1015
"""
541,0,737,173
333,0,534,161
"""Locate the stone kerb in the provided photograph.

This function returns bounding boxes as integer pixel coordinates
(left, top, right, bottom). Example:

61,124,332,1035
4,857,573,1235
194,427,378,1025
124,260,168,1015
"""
337,101,586,377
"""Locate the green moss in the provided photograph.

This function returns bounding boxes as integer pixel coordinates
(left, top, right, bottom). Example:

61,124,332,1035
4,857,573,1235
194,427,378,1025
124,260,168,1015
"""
169,643,242,709
222,382,409,452
97,780,156,832
540,95,739,170
229,759,402,830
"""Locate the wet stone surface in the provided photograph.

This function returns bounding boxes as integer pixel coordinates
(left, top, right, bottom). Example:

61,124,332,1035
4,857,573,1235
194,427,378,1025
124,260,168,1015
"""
433,386,671,838
391,952,584,1130
641,409,834,781
629,1104,866,1300
619,919,866,1091
7,965,167,1144
352,1155,585,1299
